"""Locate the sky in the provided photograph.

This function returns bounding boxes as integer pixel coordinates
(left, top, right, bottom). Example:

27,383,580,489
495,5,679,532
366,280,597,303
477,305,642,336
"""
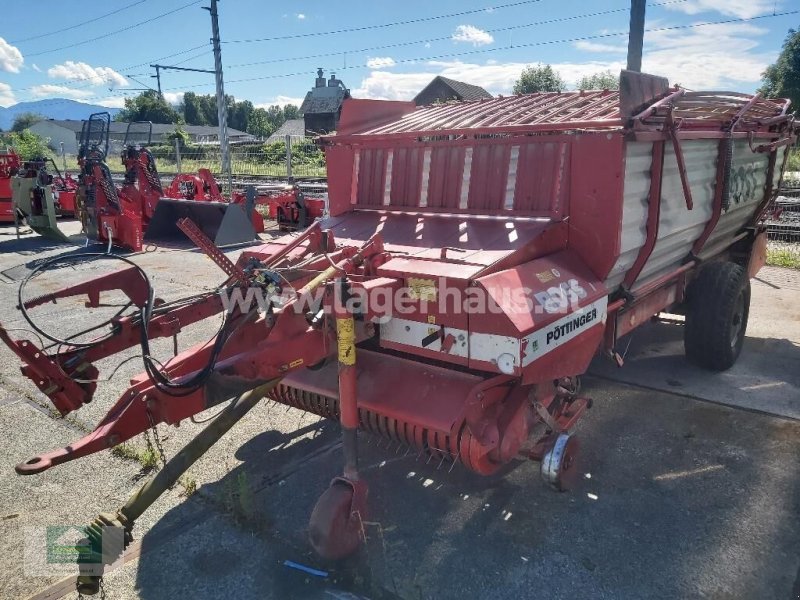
0,0,798,111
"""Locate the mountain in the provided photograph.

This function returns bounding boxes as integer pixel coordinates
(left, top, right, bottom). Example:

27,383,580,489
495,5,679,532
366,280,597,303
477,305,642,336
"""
0,99,121,131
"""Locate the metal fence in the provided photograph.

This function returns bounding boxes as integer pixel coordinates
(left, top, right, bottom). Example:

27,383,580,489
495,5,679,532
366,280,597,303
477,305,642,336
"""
767,179,800,268
58,135,327,181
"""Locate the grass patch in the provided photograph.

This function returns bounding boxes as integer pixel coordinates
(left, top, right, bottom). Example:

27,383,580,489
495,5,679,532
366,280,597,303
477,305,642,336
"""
767,247,800,269
179,474,198,497
111,443,141,461
111,443,159,470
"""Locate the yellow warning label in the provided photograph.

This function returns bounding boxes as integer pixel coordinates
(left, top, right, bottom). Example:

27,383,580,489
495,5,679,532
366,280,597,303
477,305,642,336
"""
427,315,436,324
536,270,555,283
289,358,304,369
408,278,438,302
336,317,356,366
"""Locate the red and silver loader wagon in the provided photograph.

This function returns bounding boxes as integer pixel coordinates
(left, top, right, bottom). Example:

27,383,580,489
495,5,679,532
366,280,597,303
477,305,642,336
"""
0,71,795,595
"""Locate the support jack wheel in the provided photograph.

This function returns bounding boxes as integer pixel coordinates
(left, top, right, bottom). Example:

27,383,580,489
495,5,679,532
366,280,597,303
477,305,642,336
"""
308,479,367,560
540,433,580,492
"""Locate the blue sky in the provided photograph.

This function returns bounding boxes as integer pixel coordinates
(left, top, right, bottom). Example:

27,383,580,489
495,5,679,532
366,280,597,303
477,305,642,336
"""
0,0,798,110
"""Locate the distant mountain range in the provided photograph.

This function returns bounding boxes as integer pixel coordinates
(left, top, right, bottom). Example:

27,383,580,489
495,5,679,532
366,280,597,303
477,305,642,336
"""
0,99,121,131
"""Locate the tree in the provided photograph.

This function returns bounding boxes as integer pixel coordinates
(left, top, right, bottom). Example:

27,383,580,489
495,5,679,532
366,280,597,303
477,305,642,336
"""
182,92,209,126
513,65,566,94
577,70,619,91
3,129,52,159
247,108,275,138
760,28,800,113
283,104,301,120
12,112,44,132
116,90,180,124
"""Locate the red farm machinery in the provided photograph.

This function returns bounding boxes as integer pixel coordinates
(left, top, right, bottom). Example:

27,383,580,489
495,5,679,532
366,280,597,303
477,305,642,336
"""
66,113,259,250
0,71,796,595
0,150,21,222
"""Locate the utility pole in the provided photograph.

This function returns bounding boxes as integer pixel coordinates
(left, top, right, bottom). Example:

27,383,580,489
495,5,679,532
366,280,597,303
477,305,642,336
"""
203,0,232,193
150,64,162,97
627,0,646,72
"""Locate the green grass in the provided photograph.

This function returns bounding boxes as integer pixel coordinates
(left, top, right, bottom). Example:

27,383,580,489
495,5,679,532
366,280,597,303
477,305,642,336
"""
767,247,800,269
786,149,799,173
110,443,159,469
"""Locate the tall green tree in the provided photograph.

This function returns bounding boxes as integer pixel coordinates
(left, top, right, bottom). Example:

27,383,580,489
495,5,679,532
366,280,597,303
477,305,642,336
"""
513,65,566,94
247,107,275,138
12,112,44,132
182,92,209,126
577,70,619,91
759,28,800,113
116,90,181,124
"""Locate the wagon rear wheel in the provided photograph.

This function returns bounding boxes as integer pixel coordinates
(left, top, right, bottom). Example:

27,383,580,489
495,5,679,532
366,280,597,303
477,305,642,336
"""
684,261,750,371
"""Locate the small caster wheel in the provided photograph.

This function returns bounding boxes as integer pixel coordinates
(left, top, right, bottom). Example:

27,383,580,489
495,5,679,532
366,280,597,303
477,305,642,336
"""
540,432,580,492
308,481,364,560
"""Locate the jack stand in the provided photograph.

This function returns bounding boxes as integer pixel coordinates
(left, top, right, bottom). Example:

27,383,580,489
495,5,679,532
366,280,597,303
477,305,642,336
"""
308,278,368,560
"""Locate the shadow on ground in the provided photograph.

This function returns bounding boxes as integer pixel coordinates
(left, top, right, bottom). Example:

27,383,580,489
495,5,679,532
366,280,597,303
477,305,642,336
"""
590,320,800,419
129,385,800,600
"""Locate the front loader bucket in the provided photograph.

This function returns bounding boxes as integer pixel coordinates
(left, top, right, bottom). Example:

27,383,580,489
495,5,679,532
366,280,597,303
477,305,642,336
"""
144,199,258,247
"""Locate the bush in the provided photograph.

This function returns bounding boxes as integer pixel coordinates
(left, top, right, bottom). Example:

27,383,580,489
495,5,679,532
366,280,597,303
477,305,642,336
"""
0,129,53,160
787,149,799,172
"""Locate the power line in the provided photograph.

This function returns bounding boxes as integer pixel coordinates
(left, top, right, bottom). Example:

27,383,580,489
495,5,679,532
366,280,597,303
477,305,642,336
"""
9,0,151,44
164,9,800,91
225,1,684,70
223,0,547,44
25,0,205,58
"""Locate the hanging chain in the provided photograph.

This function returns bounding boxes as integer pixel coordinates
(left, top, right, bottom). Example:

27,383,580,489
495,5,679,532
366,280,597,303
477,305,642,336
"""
145,405,168,469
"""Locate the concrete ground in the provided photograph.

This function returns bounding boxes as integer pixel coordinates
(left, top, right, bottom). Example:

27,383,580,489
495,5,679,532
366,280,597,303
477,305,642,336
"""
0,219,798,600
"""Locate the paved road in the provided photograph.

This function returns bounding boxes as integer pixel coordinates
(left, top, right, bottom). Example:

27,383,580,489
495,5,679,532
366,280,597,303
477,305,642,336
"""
0,221,798,600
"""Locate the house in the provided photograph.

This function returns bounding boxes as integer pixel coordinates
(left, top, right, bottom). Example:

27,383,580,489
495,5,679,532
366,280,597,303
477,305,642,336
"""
413,76,493,106
266,118,306,144
29,119,254,154
299,69,350,135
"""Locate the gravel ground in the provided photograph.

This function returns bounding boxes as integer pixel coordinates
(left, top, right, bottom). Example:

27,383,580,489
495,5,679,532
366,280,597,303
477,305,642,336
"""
0,220,798,600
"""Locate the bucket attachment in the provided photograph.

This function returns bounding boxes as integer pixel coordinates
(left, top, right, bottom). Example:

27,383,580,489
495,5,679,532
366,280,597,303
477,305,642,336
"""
143,198,258,247
11,176,71,242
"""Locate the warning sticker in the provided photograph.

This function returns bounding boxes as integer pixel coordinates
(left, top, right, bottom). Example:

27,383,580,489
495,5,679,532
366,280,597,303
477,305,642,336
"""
408,278,438,302
336,318,356,366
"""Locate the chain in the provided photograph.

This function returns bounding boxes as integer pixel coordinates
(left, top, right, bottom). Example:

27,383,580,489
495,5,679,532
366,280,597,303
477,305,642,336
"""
145,406,168,469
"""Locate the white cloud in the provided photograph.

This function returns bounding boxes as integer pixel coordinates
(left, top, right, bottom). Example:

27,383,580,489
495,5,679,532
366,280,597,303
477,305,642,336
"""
0,82,15,107
162,91,184,105
95,96,127,109
296,13,306,20
255,95,306,109
574,40,627,54
32,63,42,72
31,84,93,99
366,56,396,69
354,60,629,100
642,22,773,88
0,37,23,73
424,42,431,48
451,25,494,47
665,0,777,19
47,61,128,87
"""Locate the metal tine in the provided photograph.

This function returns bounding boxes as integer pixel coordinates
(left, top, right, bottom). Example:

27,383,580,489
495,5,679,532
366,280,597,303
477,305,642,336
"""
437,455,446,471
425,453,434,465
448,456,459,473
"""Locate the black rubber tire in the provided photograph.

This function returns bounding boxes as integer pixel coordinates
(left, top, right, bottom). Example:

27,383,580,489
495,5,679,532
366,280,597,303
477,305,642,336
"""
684,261,750,371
